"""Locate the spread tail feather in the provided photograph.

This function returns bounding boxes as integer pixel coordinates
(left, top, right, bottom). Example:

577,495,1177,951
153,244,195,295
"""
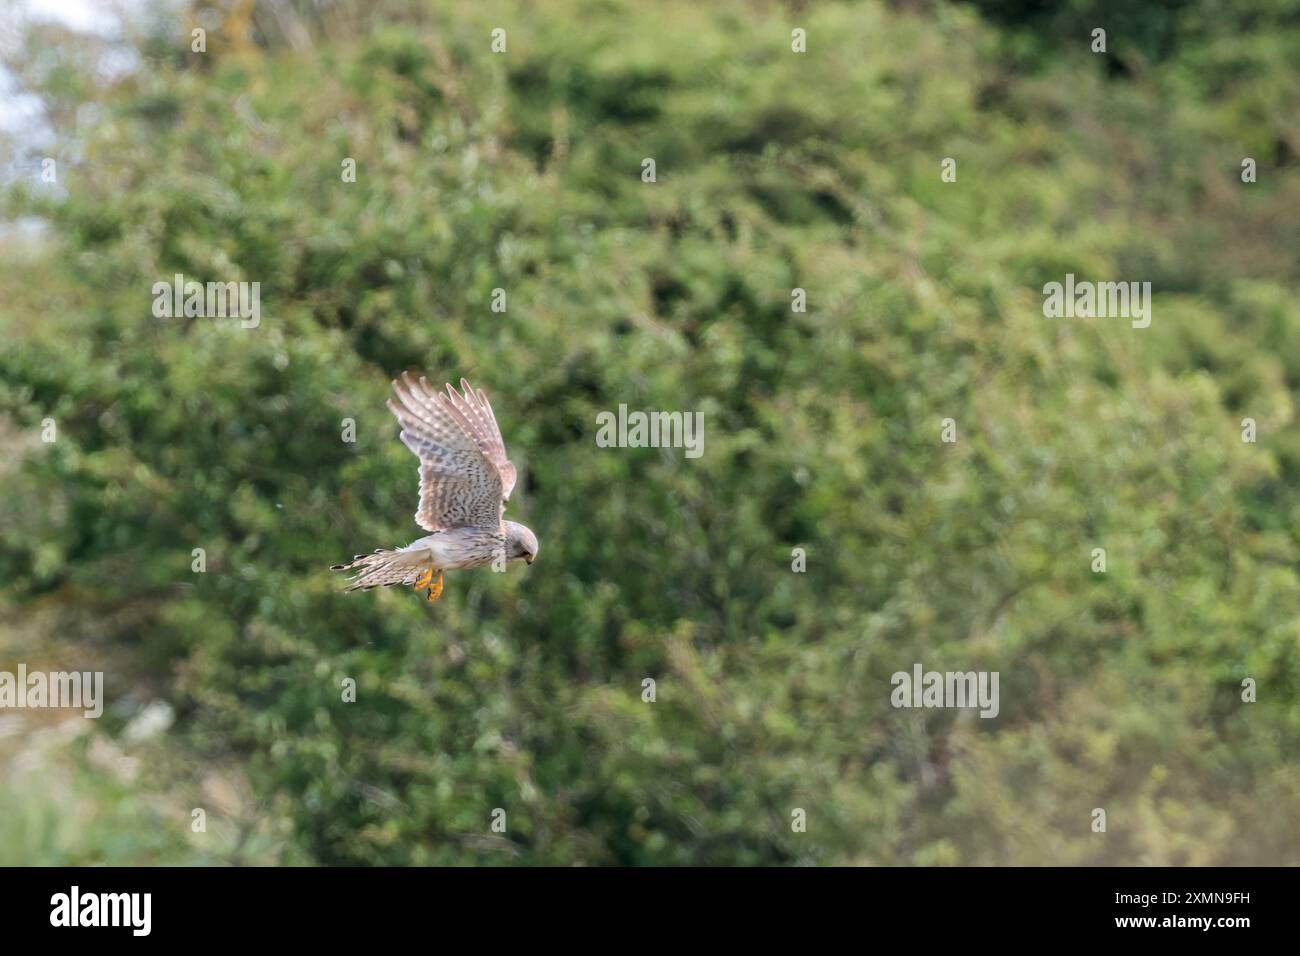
330,548,430,591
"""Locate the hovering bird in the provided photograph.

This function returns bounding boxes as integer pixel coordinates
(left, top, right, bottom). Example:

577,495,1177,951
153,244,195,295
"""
331,374,538,602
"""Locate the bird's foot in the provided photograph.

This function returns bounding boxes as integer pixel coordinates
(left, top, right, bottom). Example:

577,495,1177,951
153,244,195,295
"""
426,570,444,603
413,566,433,590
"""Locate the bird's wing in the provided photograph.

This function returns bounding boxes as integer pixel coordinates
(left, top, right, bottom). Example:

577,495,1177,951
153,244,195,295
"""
440,376,518,502
386,373,517,532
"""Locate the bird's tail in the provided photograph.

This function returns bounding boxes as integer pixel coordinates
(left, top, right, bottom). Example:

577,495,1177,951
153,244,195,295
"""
330,548,431,592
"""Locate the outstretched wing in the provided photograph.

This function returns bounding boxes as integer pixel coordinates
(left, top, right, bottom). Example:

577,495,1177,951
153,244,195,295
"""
386,373,518,532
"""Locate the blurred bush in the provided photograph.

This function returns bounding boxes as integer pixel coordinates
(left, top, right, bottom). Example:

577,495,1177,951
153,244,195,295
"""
1,0,1299,864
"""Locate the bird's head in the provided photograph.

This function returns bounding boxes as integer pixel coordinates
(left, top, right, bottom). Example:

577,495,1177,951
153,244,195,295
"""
504,520,539,565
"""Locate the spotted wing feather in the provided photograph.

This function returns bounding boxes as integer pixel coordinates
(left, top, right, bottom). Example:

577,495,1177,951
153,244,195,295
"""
386,372,516,532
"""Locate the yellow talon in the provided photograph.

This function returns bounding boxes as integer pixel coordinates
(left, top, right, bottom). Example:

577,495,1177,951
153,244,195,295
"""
413,566,433,590
426,570,444,603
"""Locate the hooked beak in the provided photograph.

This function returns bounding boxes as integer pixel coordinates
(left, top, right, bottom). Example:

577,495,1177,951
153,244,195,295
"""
525,554,535,565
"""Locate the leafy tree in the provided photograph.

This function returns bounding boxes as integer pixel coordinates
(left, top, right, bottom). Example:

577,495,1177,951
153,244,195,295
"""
2,0,1298,864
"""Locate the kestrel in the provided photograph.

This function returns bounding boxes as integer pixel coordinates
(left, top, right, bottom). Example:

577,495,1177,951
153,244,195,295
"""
331,373,538,602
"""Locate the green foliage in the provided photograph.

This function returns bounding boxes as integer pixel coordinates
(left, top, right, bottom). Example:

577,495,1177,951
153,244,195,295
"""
2,0,1299,864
